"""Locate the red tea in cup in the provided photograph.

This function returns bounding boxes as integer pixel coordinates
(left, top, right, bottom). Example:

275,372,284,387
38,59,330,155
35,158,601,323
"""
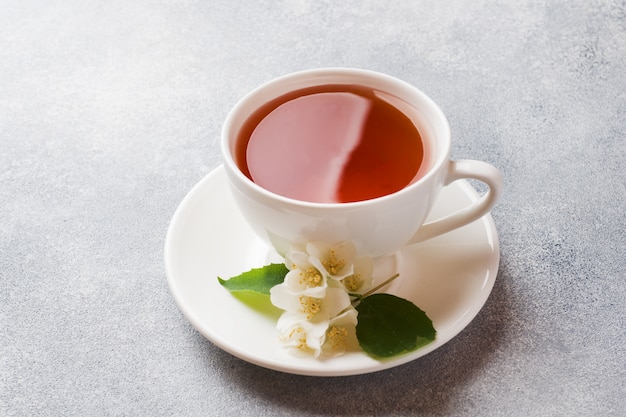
235,85,426,203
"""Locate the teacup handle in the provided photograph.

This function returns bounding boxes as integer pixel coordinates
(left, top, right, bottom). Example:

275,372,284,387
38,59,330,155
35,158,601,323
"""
408,159,503,244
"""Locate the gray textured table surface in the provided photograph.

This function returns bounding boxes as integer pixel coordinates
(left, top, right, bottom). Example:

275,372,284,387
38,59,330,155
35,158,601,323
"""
1,1,625,416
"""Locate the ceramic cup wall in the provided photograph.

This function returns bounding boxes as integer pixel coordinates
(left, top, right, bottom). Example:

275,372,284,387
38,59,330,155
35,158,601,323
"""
221,68,502,258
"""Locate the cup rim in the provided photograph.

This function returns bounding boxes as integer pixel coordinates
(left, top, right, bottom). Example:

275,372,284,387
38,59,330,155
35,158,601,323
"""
221,67,451,208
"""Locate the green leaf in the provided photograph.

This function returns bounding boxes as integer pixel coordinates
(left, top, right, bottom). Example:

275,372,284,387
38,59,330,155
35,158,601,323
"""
218,263,288,295
355,293,436,358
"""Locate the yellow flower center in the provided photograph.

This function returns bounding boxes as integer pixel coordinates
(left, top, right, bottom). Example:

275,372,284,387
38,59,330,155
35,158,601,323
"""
322,249,345,276
299,296,322,319
283,325,308,351
326,326,348,350
299,266,323,287
343,273,362,292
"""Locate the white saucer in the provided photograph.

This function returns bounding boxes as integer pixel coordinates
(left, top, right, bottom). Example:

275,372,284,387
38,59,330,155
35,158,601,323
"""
165,165,499,377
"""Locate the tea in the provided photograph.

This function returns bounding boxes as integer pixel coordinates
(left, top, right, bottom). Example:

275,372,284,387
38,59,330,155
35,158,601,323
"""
236,85,425,203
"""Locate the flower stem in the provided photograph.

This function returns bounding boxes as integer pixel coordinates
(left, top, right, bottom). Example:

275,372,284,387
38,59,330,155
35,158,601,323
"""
350,273,400,306
361,273,400,297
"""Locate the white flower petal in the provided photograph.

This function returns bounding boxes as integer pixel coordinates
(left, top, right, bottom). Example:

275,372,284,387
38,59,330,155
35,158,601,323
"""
338,256,374,293
307,241,357,280
305,241,332,260
321,287,352,318
330,307,358,327
276,312,329,358
269,283,302,313
276,311,309,331
285,248,309,271
322,308,359,357
284,267,327,296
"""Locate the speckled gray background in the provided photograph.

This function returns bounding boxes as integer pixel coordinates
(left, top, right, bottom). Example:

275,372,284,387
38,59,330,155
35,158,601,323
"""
1,1,625,416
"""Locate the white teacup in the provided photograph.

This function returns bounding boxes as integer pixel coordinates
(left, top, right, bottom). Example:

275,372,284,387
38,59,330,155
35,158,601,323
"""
221,68,502,259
